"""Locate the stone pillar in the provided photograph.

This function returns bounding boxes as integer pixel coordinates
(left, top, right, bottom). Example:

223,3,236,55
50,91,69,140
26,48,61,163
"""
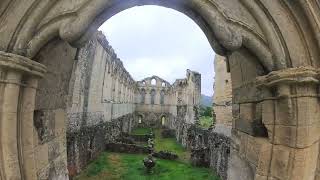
0,51,46,180
213,55,232,136
255,67,320,180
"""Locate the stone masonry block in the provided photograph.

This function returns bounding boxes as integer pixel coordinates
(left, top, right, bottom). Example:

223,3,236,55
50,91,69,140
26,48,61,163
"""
290,142,319,180
296,125,320,148
246,136,261,166
240,103,254,122
262,100,275,126
273,125,296,147
55,109,66,136
256,141,272,176
35,144,49,171
275,98,295,126
270,145,291,179
296,97,319,126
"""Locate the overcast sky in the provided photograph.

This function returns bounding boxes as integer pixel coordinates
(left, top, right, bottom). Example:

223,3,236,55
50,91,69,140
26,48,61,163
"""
99,5,215,96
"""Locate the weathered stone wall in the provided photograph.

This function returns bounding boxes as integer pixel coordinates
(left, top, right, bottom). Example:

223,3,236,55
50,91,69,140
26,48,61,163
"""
66,32,136,177
188,126,230,180
33,38,76,180
227,47,269,180
135,70,201,140
213,55,232,136
36,31,202,178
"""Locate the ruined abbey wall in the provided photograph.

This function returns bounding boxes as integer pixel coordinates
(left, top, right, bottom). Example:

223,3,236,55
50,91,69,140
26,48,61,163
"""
213,55,232,136
134,76,173,128
65,32,201,177
66,32,136,176
23,32,231,179
32,32,139,179
134,70,201,134
33,39,77,179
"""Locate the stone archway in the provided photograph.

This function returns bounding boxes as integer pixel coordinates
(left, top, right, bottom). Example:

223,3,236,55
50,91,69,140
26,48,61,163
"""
137,113,144,125
160,114,167,127
0,1,320,180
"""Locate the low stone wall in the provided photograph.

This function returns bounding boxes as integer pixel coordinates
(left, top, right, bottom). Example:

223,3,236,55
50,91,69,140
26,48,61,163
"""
105,143,151,154
67,123,106,177
153,151,178,160
66,114,133,178
130,134,153,142
188,125,230,180
161,129,176,138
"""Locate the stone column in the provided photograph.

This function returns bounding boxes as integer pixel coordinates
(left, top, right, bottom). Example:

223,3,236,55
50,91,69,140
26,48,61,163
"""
255,67,320,180
0,51,46,180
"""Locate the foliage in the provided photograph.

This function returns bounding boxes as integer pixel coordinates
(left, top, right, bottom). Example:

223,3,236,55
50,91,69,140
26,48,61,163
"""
200,116,214,129
199,106,213,117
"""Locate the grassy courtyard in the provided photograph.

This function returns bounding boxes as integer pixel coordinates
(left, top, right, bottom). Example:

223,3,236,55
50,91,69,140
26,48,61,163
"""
75,152,219,180
153,129,190,162
75,128,220,180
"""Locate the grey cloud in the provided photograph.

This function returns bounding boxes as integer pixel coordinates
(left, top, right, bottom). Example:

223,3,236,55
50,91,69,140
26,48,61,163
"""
99,5,215,96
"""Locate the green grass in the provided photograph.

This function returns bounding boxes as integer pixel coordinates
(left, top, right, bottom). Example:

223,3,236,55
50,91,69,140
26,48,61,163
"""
200,116,214,129
85,152,110,177
154,129,190,162
131,128,152,135
75,152,220,180
75,129,220,180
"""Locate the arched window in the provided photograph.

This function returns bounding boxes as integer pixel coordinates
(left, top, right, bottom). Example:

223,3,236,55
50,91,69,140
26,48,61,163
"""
151,79,156,85
161,116,166,126
160,90,165,105
140,89,146,104
138,115,143,124
161,82,166,87
150,89,156,105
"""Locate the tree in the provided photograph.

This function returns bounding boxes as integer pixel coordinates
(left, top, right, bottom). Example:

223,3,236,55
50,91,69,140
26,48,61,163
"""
199,105,213,117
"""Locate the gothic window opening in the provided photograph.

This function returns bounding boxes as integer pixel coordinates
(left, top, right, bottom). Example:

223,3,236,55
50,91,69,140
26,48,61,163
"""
160,90,165,105
140,89,146,104
151,79,156,85
161,116,166,126
138,115,143,124
151,89,156,104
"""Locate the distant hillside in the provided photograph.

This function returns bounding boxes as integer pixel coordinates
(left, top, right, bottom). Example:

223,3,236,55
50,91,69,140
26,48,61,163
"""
200,94,213,107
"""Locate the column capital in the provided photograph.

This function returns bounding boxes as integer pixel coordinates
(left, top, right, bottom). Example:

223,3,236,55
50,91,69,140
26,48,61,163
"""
0,51,46,78
256,67,319,88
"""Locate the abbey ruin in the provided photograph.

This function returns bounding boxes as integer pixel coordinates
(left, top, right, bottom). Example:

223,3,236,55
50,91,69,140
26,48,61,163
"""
1,0,320,180
64,32,202,177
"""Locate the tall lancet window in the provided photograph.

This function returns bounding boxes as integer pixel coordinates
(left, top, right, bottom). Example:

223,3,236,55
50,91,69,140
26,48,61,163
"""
140,89,146,104
151,89,156,105
160,90,165,105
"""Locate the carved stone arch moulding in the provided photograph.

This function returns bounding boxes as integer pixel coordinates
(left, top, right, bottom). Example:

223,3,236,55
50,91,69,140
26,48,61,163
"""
4,0,299,72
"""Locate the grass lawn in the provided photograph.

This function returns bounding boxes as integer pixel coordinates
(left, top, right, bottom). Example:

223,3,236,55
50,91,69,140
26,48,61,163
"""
76,128,220,179
200,116,214,129
131,127,152,135
75,152,220,180
154,129,190,162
